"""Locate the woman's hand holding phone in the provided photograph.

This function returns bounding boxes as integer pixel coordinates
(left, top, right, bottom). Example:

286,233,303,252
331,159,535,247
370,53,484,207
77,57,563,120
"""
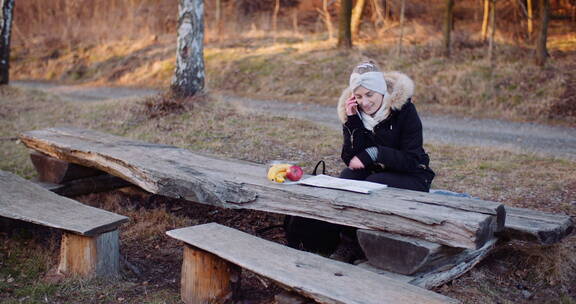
345,95,358,116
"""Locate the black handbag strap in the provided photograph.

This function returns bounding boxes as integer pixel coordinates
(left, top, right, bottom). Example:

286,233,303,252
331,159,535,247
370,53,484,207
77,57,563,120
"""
312,160,326,176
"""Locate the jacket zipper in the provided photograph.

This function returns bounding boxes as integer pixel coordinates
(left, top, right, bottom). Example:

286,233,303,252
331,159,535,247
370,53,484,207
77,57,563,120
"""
344,125,357,149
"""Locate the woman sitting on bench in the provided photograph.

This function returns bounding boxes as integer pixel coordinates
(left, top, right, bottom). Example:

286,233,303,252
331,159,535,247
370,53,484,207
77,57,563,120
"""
286,61,435,263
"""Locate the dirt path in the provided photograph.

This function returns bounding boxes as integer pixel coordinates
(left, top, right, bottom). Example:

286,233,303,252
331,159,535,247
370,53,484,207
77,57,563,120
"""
13,80,576,161
13,80,159,102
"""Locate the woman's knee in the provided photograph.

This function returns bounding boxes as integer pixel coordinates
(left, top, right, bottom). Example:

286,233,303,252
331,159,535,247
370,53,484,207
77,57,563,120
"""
366,172,428,191
339,168,370,180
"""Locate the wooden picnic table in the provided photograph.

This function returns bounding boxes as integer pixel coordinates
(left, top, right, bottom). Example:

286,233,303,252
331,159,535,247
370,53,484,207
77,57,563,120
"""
20,127,507,250
18,127,574,290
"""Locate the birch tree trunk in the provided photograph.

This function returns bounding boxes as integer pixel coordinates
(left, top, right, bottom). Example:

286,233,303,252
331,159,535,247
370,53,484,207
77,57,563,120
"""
535,0,550,66
351,0,367,38
338,0,353,48
396,0,406,57
172,0,205,98
481,0,490,41
443,0,455,57
0,0,15,85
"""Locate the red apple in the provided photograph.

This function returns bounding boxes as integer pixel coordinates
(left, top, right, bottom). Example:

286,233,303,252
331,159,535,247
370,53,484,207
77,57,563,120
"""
286,165,303,181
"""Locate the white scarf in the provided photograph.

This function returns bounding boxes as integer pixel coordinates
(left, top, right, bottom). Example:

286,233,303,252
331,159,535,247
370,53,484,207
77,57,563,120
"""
358,95,390,131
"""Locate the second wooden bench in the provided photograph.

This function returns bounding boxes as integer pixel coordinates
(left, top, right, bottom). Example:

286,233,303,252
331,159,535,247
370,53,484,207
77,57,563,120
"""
166,223,459,304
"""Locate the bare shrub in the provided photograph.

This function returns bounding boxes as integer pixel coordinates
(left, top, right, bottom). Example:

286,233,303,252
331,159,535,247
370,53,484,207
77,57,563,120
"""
141,90,206,119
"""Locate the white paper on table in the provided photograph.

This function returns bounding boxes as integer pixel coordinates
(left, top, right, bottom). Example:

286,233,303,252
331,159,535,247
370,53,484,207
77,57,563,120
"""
297,174,387,194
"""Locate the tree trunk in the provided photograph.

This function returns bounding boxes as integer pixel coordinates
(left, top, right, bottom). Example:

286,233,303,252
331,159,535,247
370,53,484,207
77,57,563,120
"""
488,0,496,63
396,0,406,57
371,0,386,27
292,8,299,34
272,0,280,41
318,0,334,40
527,0,533,39
443,0,455,57
385,0,391,21
535,0,550,66
481,0,490,41
171,0,205,98
215,0,222,39
338,0,353,48
351,0,367,38
0,0,15,85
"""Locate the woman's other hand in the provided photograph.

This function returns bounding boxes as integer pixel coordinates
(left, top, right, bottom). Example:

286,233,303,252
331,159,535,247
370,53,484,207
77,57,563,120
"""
345,95,358,116
348,156,365,169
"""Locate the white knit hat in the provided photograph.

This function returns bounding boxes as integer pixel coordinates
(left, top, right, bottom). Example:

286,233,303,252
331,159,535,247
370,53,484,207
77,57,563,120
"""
349,71,387,96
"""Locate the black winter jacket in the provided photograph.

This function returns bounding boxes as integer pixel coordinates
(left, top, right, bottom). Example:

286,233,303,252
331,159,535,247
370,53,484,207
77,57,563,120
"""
341,100,432,174
337,71,434,177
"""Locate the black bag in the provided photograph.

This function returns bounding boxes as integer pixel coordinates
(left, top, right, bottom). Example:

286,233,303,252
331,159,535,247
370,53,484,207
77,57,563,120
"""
311,160,326,176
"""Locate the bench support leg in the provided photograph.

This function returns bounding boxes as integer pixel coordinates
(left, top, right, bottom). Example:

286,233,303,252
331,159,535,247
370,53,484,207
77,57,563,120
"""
181,245,240,304
58,229,120,278
357,229,464,275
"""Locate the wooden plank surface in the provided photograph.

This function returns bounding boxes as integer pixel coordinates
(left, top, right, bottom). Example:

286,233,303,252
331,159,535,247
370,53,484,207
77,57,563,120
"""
20,127,505,249
167,223,459,304
0,170,128,236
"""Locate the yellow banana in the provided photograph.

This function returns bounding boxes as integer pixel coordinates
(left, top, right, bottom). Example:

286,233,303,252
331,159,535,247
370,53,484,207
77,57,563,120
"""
274,171,286,183
267,164,291,182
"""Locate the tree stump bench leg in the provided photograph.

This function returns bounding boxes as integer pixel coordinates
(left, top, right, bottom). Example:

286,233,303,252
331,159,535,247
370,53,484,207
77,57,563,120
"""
30,151,104,184
181,245,240,304
58,229,120,278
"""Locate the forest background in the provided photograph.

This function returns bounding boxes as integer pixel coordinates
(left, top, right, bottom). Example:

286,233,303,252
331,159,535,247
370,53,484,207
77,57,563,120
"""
10,0,576,125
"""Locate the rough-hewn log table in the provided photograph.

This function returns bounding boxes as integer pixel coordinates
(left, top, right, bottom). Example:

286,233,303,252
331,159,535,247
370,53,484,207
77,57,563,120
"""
20,127,507,250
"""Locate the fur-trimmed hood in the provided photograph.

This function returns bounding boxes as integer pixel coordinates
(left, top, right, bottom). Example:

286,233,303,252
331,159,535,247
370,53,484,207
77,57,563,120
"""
337,71,415,123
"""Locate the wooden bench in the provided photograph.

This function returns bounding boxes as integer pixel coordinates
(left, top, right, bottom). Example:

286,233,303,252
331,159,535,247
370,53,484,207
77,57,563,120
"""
18,127,574,287
166,223,459,304
0,169,129,278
